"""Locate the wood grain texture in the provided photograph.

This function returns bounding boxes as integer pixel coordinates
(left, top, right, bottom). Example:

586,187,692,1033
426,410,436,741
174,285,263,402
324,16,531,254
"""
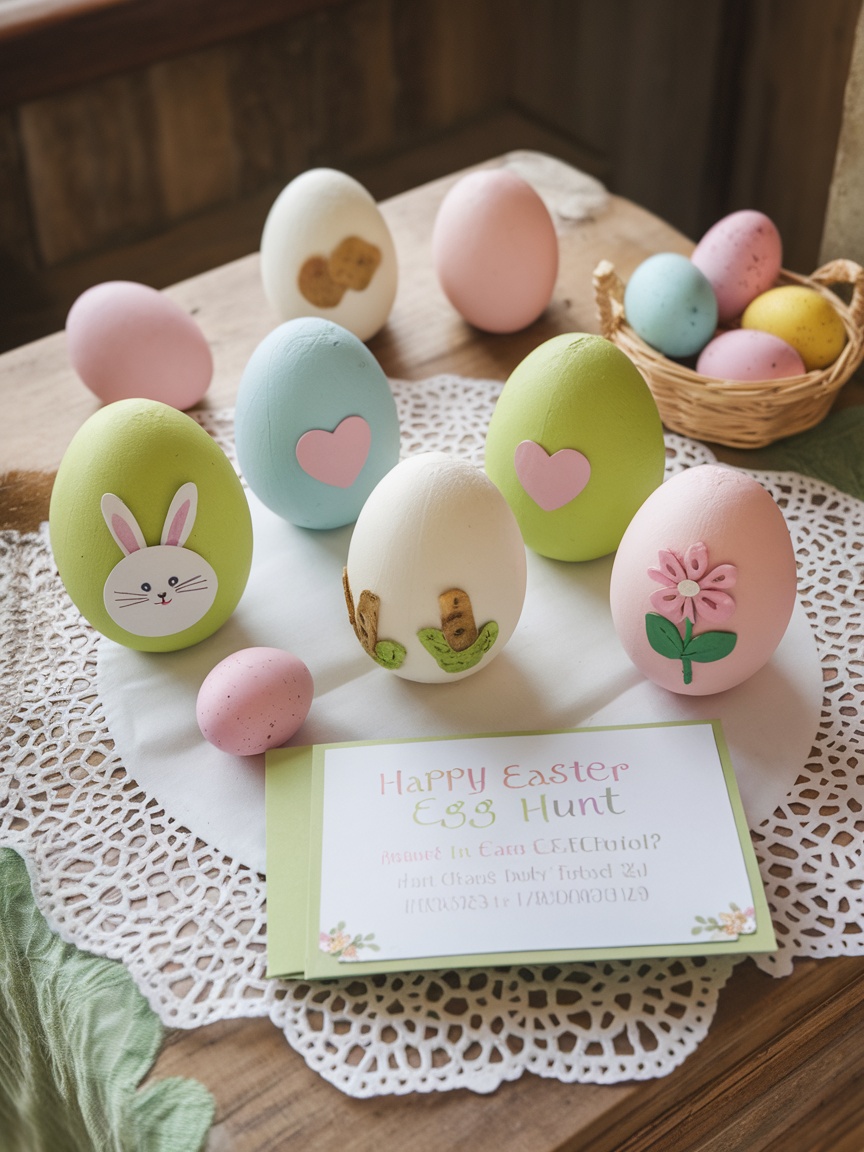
18,71,160,264
149,47,239,220
0,0,350,107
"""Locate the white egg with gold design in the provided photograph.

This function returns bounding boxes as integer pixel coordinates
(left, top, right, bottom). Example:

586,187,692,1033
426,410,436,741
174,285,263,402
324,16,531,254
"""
260,168,398,342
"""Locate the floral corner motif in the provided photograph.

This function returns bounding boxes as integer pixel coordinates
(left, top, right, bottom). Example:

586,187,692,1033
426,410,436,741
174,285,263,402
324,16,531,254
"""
319,921,381,961
691,902,756,942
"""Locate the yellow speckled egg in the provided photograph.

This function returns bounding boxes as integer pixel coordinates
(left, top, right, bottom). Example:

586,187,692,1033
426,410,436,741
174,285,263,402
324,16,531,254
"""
610,464,797,695
741,285,845,369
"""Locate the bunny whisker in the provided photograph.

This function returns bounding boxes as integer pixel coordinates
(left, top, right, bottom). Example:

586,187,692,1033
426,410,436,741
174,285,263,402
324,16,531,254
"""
175,574,207,589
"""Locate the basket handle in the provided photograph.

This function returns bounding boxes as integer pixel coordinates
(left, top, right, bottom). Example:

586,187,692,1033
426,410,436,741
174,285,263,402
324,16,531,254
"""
810,258,864,328
592,260,626,339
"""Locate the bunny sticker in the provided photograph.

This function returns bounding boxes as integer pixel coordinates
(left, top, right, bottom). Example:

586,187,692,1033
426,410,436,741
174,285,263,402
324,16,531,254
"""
101,482,219,638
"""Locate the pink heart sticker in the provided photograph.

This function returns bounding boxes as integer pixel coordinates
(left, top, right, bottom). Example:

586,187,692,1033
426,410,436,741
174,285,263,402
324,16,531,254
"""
513,440,591,511
296,415,372,488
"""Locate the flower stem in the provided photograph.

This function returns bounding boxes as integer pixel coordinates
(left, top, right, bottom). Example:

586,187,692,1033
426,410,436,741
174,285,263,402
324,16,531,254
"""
682,618,693,684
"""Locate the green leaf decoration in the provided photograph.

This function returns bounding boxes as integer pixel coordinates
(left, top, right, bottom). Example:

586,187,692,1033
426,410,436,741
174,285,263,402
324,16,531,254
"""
373,639,407,669
417,621,499,673
645,613,685,658
0,847,214,1152
683,630,738,663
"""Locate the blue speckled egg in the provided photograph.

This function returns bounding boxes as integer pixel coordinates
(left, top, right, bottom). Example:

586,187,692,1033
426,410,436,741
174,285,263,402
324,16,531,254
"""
234,317,401,529
624,252,718,358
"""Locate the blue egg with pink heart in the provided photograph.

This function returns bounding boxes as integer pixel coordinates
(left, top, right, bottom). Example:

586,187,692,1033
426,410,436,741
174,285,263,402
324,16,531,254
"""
234,317,400,529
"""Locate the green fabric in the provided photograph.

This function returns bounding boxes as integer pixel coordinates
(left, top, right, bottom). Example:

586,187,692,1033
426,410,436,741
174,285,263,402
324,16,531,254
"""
0,848,214,1152
737,407,864,502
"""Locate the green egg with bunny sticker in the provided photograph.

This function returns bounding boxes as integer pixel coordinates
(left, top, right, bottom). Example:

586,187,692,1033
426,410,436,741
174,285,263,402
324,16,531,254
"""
49,398,253,651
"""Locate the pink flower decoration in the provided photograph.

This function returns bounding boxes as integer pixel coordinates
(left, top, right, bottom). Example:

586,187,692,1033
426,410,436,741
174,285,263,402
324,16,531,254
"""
648,541,737,625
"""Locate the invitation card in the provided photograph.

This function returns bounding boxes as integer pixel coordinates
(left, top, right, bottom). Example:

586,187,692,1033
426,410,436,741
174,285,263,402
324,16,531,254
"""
265,720,775,978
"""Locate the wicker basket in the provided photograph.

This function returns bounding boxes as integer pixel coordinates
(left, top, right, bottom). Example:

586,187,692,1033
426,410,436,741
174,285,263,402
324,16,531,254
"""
593,257,864,449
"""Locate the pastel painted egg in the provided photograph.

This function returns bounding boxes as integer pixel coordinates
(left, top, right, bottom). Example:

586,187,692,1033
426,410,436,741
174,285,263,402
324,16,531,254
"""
343,453,527,683
260,168,397,342
741,285,846,370
691,210,782,324
432,168,559,333
624,253,718,357
49,399,253,652
197,647,314,756
484,333,665,561
696,328,805,380
234,317,400,529
609,464,797,695
66,281,212,409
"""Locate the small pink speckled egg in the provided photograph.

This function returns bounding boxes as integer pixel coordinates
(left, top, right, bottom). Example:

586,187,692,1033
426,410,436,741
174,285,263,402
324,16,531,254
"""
691,210,782,324
696,328,805,381
610,465,796,696
196,647,314,756
66,280,213,409
432,168,558,333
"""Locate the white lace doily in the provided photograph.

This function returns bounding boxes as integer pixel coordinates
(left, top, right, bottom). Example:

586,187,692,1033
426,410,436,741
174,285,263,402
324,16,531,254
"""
2,374,863,1098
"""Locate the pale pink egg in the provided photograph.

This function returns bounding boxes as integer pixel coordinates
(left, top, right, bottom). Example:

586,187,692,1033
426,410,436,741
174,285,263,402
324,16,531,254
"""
196,647,314,756
432,168,559,333
691,210,782,324
610,465,796,696
696,328,805,381
66,281,213,409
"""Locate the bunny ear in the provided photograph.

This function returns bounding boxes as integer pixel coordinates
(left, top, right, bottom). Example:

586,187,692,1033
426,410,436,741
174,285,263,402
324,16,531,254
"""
161,482,199,547
101,493,147,556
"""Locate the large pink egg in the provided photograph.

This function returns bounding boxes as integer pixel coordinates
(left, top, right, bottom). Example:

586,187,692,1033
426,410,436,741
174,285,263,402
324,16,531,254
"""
66,281,213,409
691,210,782,324
610,465,796,695
432,168,559,333
196,647,314,756
696,328,805,381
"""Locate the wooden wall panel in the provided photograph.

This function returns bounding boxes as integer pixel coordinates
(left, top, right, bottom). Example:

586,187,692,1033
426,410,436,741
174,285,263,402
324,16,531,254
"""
310,0,395,163
18,73,160,264
393,0,511,142
725,0,860,273
512,0,727,239
226,18,319,196
148,48,240,221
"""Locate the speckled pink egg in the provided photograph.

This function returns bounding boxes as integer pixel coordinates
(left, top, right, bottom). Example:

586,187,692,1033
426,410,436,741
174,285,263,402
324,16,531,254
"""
432,168,559,333
610,465,796,696
196,647,314,756
691,210,782,324
696,328,806,381
66,281,213,409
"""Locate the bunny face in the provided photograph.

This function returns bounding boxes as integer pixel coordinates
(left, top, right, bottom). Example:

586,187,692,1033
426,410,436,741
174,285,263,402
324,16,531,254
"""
101,483,219,638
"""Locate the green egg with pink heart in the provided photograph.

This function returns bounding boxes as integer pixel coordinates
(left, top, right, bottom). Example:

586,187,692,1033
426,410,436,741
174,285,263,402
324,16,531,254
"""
484,333,665,561
234,317,400,529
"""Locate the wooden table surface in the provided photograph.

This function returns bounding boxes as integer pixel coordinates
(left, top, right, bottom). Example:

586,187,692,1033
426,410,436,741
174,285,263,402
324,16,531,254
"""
2,151,864,1151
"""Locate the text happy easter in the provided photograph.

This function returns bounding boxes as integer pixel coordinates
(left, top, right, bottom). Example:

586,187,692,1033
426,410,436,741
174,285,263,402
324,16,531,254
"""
378,759,630,825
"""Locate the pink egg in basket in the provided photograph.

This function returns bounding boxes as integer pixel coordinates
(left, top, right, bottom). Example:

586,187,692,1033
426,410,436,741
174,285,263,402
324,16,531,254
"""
197,647,314,757
66,280,213,409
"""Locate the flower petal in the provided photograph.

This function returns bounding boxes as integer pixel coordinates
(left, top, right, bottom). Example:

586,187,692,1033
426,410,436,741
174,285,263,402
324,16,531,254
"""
683,541,709,579
702,563,737,590
655,549,686,583
649,587,686,622
647,566,677,588
693,589,736,623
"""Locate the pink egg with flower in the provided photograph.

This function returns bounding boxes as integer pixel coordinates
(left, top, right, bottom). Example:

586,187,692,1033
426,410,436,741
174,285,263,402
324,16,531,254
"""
610,465,796,695
197,647,313,756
